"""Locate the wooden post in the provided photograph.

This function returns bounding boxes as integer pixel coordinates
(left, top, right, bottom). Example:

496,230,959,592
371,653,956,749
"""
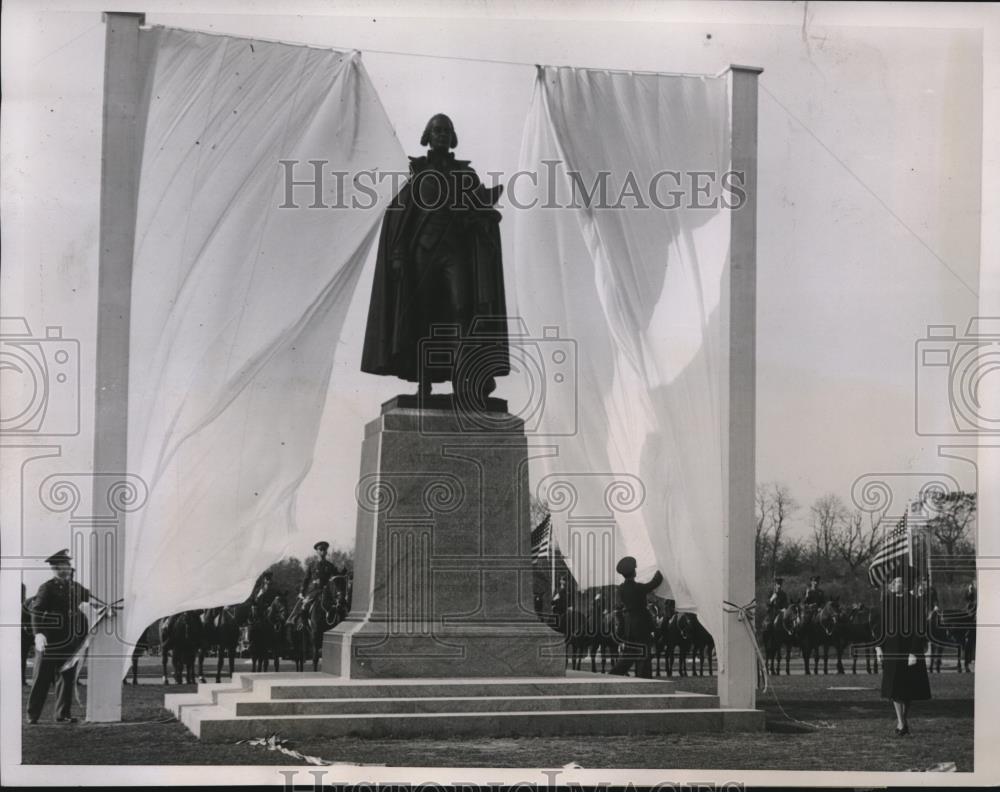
86,10,145,723
719,64,761,710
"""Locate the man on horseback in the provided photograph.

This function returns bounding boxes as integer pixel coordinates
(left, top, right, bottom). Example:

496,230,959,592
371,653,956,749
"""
296,541,347,619
248,571,284,609
768,578,789,613
551,576,569,634
803,575,826,608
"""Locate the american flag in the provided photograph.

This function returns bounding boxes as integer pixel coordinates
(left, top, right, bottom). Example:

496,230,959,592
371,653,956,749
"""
868,517,912,587
530,514,551,564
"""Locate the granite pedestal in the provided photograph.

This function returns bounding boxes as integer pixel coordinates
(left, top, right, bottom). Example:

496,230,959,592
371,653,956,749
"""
322,396,564,678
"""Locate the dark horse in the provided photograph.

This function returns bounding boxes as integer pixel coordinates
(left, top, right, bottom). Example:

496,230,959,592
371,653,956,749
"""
676,612,714,677
200,604,247,683
814,599,849,674
796,604,824,675
285,605,312,672
306,583,346,672
845,603,880,674
248,598,286,672
160,610,204,684
762,604,798,676
929,605,976,673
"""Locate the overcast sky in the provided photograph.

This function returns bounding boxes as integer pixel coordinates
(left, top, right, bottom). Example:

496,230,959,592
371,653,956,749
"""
2,2,994,592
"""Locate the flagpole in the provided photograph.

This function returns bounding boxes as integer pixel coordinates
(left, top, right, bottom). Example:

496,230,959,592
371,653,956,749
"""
86,11,145,723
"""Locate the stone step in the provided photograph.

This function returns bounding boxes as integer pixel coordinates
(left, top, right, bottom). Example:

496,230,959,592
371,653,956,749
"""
188,705,764,741
234,691,718,716
248,673,678,700
163,672,677,713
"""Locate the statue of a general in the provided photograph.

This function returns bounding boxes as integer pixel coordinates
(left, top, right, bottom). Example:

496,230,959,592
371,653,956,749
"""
360,113,509,406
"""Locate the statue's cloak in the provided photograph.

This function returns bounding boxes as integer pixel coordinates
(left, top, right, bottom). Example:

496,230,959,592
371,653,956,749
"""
360,154,509,383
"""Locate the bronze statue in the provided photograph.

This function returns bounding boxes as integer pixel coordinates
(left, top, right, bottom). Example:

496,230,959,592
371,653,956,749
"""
360,113,509,406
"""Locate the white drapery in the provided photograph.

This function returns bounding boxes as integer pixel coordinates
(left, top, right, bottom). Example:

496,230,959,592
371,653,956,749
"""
122,27,405,654
512,66,732,641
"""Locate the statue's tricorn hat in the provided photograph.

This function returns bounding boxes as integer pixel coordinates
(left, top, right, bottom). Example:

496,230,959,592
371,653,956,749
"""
45,549,72,567
774,577,784,585
810,575,821,583
314,541,330,552
616,556,637,577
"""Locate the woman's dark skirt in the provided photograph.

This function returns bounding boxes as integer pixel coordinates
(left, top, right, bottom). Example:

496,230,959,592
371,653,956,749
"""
881,653,932,701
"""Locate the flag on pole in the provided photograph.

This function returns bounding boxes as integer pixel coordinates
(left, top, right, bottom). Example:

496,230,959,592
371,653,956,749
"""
868,513,913,587
531,515,552,564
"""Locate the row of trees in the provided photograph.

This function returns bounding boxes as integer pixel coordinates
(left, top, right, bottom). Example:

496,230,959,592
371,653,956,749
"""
755,483,977,584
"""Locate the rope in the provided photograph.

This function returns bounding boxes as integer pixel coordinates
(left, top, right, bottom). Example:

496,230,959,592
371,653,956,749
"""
722,599,835,731
147,23,719,78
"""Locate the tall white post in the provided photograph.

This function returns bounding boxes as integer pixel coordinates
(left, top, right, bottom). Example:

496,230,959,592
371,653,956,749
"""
86,10,145,723
719,64,761,710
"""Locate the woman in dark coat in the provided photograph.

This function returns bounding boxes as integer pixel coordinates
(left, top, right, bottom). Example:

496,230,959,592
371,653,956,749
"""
877,567,931,735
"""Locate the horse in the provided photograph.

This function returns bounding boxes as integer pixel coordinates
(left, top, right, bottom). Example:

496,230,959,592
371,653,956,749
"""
796,603,824,675
762,604,797,676
124,623,155,685
248,598,286,672
200,604,246,683
653,606,680,677
676,612,714,677
160,610,204,685
284,605,312,672
583,599,621,673
845,603,879,674
930,605,976,673
305,583,345,672
814,599,849,674
562,604,592,671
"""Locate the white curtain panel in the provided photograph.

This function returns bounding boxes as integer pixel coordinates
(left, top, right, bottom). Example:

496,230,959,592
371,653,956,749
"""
513,66,732,641
123,26,405,654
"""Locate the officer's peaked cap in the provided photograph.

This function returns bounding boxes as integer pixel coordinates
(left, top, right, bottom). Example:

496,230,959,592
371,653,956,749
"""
616,556,637,577
45,548,72,566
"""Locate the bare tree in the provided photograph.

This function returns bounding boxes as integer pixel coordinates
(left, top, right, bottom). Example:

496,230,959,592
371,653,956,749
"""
811,493,848,566
832,509,881,575
768,483,797,578
755,483,773,576
924,491,977,557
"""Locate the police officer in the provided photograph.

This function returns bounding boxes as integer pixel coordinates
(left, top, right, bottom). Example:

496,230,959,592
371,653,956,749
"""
551,576,569,633
299,541,346,605
248,571,283,608
803,575,826,608
27,549,92,724
609,556,663,678
768,578,789,611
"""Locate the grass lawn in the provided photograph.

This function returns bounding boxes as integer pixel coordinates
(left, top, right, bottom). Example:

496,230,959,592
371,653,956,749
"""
20,668,973,771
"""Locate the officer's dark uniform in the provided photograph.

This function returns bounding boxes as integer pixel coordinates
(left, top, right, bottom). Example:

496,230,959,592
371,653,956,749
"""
301,557,344,596
610,557,663,679
551,583,568,632
768,588,789,611
27,550,90,723
248,572,284,609
803,581,826,608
